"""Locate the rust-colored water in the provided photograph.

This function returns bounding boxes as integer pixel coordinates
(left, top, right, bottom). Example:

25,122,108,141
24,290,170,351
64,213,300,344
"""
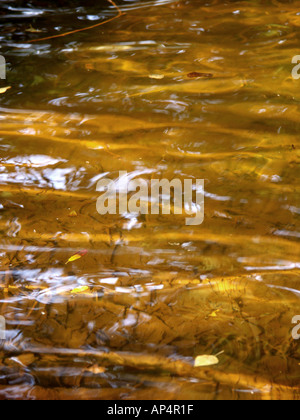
0,0,299,400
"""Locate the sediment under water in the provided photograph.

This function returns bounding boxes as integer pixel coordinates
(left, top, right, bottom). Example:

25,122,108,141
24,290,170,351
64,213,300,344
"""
0,0,299,400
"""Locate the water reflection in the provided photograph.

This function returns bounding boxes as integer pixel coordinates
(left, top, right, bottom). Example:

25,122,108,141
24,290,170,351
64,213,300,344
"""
0,0,299,400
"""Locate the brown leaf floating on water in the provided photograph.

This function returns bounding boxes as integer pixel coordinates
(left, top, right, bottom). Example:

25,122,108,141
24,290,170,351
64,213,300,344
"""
187,72,213,79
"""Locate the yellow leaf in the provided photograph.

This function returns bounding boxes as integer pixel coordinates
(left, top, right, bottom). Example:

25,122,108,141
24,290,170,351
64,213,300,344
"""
65,250,87,265
68,210,78,217
208,309,220,318
66,254,82,264
0,87,11,94
70,286,89,294
194,355,220,367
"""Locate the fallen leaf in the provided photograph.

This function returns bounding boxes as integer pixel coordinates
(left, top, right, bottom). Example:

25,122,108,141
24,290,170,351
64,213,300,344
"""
66,250,88,265
187,72,213,79
85,365,106,374
70,286,89,294
208,309,220,318
149,74,165,80
66,254,82,264
31,75,45,86
194,355,220,367
0,87,11,94
2,27,17,34
26,25,43,33
68,210,78,217
85,63,95,71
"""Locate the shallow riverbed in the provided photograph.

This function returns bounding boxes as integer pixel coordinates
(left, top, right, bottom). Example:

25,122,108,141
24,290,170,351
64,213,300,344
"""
0,0,299,400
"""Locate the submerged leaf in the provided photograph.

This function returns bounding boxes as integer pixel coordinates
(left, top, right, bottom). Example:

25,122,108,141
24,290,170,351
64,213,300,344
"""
68,210,78,217
70,286,89,294
208,309,220,318
85,365,106,374
66,250,88,265
26,25,43,33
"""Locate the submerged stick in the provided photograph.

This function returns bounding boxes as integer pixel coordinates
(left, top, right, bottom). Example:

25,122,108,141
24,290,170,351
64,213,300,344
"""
26,0,123,43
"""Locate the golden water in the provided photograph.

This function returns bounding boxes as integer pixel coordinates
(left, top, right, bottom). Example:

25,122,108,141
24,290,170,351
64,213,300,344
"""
0,0,299,400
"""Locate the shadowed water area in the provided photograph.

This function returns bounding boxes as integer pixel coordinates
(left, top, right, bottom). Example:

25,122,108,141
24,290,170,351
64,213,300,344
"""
0,0,299,400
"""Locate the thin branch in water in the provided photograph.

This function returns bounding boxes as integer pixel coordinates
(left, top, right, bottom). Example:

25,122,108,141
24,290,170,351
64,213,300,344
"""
26,0,123,43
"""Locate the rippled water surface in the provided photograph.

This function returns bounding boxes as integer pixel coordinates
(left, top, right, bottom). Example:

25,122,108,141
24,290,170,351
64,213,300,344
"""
0,0,299,400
